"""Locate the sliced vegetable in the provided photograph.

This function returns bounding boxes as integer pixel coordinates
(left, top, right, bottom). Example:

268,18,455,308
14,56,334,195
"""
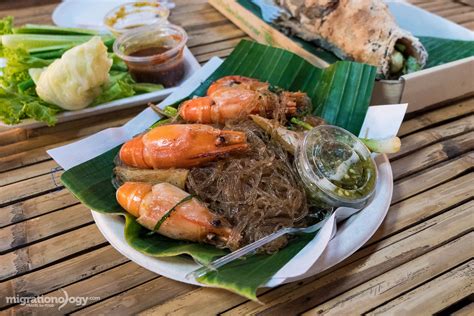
360,137,401,153
1,34,95,52
390,50,404,74
13,24,99,35
131,82,164,93
92,73,135,106
18,78,35,92
290,117,313,130
28,46,73,59
404,56,422,74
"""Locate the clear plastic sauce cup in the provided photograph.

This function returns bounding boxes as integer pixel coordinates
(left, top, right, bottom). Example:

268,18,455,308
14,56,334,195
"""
295,125,377,209
113,23,188,87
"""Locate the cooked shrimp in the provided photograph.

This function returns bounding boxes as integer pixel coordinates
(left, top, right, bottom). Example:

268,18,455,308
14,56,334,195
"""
206,75,269,96
119,124,248,169
116,182,234,246
179,75,306,124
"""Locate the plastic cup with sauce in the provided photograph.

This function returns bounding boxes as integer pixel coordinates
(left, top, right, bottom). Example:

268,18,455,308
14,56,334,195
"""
104,1,170,36
295,125,377,210
113,23,188,87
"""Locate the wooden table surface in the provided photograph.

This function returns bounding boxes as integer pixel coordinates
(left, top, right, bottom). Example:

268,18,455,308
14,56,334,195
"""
1,0,473,315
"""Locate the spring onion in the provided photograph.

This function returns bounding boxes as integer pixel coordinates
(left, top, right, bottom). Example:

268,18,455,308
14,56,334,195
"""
290,117,313,130
360,137,401,154
18,78,35,92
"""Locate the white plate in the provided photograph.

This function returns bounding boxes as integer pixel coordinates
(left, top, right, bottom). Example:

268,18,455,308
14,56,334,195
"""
53,0,135,31
53,0,176,31
1,47,201,129
92,154,392,287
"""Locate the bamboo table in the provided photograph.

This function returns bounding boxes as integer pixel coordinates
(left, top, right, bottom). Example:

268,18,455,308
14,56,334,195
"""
1,1,473,315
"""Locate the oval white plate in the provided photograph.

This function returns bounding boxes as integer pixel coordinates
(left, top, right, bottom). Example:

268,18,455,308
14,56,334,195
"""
53,0,176,31
92,154,392,287
53,0,131,31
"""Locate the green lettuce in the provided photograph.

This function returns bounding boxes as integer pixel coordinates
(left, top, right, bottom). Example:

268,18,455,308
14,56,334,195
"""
0,88,59,125
0,17,163,126
0,46,51,89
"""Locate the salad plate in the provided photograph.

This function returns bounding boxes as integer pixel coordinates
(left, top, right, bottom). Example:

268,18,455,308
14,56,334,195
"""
0,47,200,129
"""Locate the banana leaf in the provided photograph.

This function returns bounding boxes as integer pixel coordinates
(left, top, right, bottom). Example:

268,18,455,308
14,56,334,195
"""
238,0,474,69
61,39,376,300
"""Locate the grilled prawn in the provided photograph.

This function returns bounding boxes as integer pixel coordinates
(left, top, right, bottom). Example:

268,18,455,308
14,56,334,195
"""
179,76,308,124
116,182,234,245
119,124,248,169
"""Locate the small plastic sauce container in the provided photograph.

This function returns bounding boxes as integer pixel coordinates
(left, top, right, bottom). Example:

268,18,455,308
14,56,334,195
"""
113,23,188,87
104,1,170,35
295,125,377,209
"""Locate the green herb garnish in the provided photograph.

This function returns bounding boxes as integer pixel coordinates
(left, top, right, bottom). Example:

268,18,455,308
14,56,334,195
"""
153,194,195,232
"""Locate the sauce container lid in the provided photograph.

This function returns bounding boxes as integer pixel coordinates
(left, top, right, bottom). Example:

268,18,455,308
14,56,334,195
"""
296,125,377,208
104,1,170,35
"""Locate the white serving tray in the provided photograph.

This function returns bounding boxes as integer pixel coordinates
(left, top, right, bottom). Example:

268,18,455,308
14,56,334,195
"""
1,47,201,129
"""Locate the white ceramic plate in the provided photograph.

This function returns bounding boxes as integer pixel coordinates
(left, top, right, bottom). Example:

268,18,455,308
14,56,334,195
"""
53,0,176,31
0,47,201,129
92,154,392,287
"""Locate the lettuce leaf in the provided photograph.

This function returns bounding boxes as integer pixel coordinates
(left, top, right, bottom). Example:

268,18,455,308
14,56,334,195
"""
0,88,58,125
0,46,51,89
0,16,13,36
92,72,163,106
92,72,136,105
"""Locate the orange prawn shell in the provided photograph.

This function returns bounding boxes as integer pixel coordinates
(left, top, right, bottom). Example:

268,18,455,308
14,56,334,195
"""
116,182,233,244
206,75,269,96
119,124,248,169
179,87,263,124
116,182,152,218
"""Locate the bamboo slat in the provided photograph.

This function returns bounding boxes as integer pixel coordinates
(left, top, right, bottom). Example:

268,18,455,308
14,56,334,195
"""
7,262,158,316
369,173,473,243
0,171,63,207
207,202,474,315
0,190,78,228
302,233,473,315
73,276,196,316
0,204,92,252
397,97,473,136
0,160,59,187
368,261,473,315
391,152,473,203
450,11,474,24
391,131,474,180
0,246,127,309
0,224,106,281
452,303,474,316
390,114,473,159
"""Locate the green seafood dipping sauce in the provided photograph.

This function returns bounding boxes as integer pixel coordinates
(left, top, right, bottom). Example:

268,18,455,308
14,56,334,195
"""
296,125,377,209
